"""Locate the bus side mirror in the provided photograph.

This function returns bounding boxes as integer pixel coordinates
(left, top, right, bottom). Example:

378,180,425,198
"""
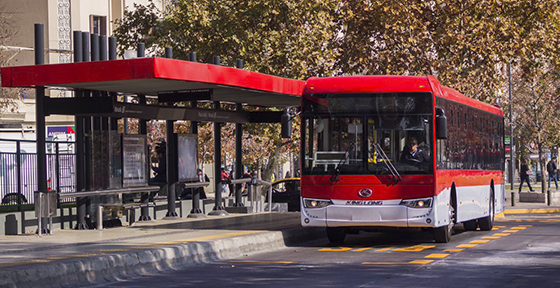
281,108,292,138
436,108,447,139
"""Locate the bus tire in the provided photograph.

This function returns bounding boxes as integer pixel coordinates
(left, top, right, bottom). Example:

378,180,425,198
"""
478,193,494,231
463,219,478,231
326,227,346,244
434,203,455,243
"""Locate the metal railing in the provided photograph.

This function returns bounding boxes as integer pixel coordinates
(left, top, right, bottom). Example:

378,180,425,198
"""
0,139,76,209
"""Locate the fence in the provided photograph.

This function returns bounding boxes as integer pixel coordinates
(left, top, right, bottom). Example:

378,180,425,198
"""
0,139,76,209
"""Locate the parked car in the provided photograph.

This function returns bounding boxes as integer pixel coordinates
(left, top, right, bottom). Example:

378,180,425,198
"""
267,178,301,211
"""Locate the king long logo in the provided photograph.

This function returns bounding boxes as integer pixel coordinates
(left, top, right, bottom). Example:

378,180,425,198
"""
358,188,373,198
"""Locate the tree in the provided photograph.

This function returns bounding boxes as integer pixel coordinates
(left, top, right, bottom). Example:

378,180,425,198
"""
0,1,19,115
113,0,332,177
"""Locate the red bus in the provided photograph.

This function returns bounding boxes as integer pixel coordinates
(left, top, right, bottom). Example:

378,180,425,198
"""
299,76,505,243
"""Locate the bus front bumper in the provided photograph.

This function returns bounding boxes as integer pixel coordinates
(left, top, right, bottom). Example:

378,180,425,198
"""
301,204,435,228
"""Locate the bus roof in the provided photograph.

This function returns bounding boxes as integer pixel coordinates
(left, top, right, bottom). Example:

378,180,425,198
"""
304,75,503,116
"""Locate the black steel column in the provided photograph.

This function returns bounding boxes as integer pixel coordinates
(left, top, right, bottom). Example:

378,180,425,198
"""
234,60,244,207
108,37,118,131
164,47,179,218
91,34,101,131
82,32,92,226
209,56,228,216
235,103,244,207
138,43,151,221
34,23,49,234
99,35,109,131
137,43,147,135
186,52,206,218
73,31,88,229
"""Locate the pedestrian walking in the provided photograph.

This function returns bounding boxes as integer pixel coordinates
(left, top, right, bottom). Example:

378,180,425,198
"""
519,159,534,192
547,156,559,190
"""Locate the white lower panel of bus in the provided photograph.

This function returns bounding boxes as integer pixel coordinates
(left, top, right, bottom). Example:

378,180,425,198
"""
445,184,505,223
301,203,436,228
301,184,504,229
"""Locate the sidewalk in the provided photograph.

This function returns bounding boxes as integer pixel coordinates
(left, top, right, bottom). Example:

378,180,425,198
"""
0,212,324,288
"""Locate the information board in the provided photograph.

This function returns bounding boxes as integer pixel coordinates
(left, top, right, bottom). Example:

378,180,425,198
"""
178,134,198,182
122,135,148,187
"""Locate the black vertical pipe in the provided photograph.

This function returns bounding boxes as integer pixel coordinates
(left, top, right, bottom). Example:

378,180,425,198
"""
137,43,150,221
235,103,244,207
108,37,118,131
209,56,228,216
234,60,244,207
99,36,107,61
91,34,99,61
187,51,204,218
99,35,109,131
73,31,87,229
82,32,90,62
35,23,49,234
82,32,92,223
91,34,101,131
163,47,178,218
165,47,173,59
137,43,147,134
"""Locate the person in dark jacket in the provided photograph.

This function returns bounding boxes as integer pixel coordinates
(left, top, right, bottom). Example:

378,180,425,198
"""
547,156,558,190
519,159,534,192
400,137,429,165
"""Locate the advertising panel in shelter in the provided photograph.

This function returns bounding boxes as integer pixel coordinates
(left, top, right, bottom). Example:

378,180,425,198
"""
178,134,198,182
122,135,148,187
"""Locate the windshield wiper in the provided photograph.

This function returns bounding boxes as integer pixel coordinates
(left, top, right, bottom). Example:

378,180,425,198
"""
374,143,402,182
330,142,355,182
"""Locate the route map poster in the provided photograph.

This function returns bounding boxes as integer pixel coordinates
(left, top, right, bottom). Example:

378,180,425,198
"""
122,135,148,187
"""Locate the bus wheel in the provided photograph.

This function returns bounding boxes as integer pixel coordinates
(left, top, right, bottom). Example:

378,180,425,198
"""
434,205,455,243
463,219,478,231
326,227,346,244
478,193,494,231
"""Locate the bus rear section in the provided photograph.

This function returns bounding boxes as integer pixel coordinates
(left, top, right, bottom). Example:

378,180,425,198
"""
299,76,504,244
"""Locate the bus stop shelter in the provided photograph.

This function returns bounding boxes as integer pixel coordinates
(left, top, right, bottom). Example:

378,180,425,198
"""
0,24,304,232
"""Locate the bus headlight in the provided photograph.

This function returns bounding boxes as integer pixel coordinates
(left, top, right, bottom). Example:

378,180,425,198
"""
400,197,433,208
303,198,333,208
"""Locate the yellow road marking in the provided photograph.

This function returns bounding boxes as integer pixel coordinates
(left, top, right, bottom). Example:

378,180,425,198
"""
502,230,519,233
494,233,510,236
425,254,450,259
470,240,490,244
375,247,394,252
505,208,560,214
362,260,434,265
494,226,506,228
318,247,353,252
511,227,527,230
394,245,435,252
231,260,294,265
491,227,500,230
444,249,464,252
457,244,478,248
482,236,500,240
408,260,435,265
352,248,373,252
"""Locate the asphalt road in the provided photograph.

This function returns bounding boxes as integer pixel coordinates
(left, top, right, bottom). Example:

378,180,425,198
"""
99,214,560,288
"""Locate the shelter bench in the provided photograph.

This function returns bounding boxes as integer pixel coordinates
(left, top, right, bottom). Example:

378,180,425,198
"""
58,186,161,230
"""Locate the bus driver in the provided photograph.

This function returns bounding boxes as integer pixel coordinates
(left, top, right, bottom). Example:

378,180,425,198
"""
400,137,429,165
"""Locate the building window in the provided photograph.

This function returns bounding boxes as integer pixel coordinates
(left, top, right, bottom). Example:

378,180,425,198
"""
90,15,107,35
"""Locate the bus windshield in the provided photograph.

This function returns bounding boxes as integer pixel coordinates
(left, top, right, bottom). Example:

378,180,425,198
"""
302,92,433,176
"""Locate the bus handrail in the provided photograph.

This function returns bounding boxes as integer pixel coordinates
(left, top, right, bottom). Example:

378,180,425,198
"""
374,143,402,182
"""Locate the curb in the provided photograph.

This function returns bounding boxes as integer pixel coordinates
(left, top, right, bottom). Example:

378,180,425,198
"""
0,227,325,288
